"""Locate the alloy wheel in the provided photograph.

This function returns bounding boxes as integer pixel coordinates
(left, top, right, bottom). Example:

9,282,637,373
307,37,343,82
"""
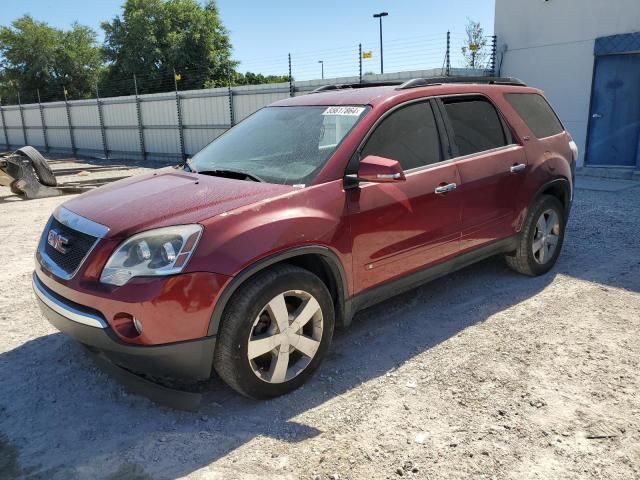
247,290,323,384
532,208,561,264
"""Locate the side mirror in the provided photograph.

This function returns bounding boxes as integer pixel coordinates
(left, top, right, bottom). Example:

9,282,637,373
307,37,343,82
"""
357,155,406,183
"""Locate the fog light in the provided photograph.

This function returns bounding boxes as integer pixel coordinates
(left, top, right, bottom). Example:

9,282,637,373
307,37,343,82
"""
133,317,143,335
113,312,141,339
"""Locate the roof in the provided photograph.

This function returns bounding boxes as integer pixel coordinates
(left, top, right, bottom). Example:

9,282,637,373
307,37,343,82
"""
271,82,537,108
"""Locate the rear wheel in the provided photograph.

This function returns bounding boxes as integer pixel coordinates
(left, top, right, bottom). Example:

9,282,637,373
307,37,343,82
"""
214,264,334,399
505,195,566,276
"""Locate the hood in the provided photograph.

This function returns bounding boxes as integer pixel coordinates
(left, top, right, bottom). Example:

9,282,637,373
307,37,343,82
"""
62,168,294,238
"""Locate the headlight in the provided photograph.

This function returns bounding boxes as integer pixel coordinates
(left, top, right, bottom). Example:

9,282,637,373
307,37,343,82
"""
100,224,203,286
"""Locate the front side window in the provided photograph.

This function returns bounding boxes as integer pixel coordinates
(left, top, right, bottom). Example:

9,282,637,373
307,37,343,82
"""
443,97,508,156
361,101,442,170
189,105,368,185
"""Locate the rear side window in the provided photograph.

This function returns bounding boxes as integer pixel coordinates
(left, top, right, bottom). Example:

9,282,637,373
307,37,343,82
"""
505,93,564,138
442,98,508,156
362,101,442,170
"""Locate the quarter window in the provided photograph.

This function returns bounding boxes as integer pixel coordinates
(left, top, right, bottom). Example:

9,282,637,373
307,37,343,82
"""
443,97,508,156
362,102,442,170
505,93,564,138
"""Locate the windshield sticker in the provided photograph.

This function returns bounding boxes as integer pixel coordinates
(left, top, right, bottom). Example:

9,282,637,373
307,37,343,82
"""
322,106,365,116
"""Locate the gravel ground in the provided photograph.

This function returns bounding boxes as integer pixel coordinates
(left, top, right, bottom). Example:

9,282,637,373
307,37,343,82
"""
1,165,639,480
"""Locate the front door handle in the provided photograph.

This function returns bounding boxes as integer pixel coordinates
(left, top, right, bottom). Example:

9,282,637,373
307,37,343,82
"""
434,183,457,194
510,163,526,173
592,113,603,119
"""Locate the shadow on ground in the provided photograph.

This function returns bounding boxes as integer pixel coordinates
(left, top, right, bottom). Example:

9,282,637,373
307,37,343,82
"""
0,255,555,479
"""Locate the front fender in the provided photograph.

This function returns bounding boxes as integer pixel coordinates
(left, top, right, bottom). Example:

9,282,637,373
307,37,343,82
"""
187,183,351,277
184,180,353,334
204,244,349,336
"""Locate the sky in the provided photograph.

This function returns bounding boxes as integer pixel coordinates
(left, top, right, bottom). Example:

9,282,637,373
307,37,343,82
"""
0,0,496,80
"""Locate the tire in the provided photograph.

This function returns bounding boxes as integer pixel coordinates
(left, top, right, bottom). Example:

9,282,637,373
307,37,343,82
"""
505,194,566,276
15,146,56,187
214,264,335,399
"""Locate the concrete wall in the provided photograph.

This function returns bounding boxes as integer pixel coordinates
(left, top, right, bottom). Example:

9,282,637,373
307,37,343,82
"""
494,0,640,167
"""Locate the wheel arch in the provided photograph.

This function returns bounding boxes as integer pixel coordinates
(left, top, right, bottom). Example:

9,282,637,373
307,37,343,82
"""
207,246,350,336
535,177,572,217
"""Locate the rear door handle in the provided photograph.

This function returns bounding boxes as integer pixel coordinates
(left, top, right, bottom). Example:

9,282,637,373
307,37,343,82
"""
434,183,457,194
510,163,526,173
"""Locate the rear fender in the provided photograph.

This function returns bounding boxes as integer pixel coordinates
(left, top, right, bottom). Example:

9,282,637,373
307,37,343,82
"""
519,175,571,232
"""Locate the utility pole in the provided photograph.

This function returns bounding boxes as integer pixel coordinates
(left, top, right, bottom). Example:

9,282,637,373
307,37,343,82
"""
288,53,293,97
359,44,363,83
373,12,389,74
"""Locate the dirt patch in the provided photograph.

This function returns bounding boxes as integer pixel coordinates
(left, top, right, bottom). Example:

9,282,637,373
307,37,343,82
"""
0,171,639,479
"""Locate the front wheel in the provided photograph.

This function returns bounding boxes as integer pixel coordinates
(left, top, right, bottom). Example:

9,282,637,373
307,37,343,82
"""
505,195,566,276
214,264,335,399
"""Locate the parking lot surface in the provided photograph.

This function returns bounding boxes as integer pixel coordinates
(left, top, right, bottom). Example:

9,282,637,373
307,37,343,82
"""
1,166,639,480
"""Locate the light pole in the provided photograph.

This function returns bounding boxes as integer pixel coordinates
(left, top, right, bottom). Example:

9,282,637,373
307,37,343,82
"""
373,12,388,74
318,60,324,79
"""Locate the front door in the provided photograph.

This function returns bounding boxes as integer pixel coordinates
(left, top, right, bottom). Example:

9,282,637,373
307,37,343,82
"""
347,100,462,293
586,53,640,167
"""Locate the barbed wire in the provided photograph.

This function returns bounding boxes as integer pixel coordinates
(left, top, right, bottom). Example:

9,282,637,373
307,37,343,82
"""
1,32,496,105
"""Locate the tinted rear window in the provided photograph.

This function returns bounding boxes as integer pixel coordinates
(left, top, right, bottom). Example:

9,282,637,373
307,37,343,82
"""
442,97,508,156
505,93,564,138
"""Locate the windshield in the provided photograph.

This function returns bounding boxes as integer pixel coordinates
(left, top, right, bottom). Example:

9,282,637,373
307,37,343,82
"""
189,105,369,185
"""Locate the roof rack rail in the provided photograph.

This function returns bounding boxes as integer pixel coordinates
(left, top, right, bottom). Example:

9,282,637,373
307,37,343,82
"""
311,81,402,93
397,76,526,90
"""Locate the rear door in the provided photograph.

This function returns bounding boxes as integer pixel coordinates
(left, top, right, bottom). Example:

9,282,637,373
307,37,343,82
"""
347,100,462,293
437,96,527,251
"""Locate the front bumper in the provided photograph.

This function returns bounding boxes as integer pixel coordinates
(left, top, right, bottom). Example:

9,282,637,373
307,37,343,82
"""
33,273,216,382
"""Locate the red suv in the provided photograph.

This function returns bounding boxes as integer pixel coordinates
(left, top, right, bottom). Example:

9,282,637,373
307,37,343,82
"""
33,77,577,400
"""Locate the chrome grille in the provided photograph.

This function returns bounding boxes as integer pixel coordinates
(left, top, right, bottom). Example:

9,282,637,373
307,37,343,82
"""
43,218,97,276
37,207,110,280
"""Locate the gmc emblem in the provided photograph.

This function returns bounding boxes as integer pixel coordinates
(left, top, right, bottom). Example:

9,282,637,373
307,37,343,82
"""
47,229,70,254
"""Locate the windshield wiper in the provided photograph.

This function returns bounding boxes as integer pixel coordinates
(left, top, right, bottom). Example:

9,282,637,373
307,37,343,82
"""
197,169,265,183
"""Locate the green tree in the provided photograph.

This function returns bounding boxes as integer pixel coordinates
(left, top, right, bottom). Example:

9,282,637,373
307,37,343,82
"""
101,0,237,94
0,16,102,103
461,19,489,69
227,71,290,87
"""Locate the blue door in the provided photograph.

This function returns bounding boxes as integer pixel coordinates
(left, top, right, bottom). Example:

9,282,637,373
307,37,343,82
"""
586,54,640,167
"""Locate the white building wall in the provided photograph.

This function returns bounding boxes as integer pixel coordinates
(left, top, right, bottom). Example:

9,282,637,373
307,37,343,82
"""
494,0,640,167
